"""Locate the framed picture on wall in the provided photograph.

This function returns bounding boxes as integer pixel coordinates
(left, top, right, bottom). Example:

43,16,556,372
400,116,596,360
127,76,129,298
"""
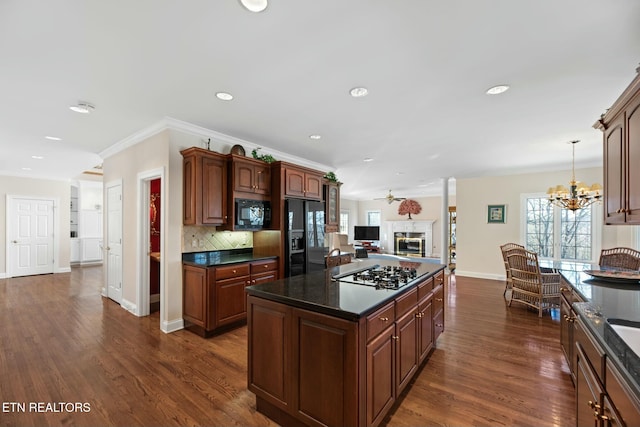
487,204,506,224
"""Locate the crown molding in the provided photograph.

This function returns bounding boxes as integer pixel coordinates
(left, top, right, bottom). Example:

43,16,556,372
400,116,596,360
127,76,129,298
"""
99,116,332,172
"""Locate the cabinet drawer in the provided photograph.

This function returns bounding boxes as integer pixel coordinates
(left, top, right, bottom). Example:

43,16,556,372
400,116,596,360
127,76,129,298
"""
433,270,445,289
250,259,278,274
366,302,395,342
433,285,444,315
216,263,250,280
434,309,444,342
395,287,418,318
575,317,605,380
418,277,434,302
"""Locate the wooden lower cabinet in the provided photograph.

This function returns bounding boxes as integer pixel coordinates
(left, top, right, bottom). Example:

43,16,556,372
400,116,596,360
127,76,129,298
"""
183,259,278,337
574,317,640,427
248,272,443,427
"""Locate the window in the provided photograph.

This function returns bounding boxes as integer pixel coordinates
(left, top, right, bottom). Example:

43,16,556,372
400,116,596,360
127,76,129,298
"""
367,211,381,226
522,195,599,262
339,210,349,234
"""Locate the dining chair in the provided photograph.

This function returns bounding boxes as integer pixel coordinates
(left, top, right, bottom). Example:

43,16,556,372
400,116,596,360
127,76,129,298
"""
500,243,525,297
599,247,640,270
506,249,561,317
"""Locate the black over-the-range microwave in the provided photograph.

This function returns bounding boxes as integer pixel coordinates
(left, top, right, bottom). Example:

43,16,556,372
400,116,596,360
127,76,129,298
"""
234,198,271,230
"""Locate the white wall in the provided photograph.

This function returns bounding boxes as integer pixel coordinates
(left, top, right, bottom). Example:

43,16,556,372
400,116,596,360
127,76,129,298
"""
0,175,71,275
455,166,638,279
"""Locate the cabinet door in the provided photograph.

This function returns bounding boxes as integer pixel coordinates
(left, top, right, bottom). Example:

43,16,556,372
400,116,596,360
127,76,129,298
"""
292,309,358,427
418,297,433,364
604,118,625,224
233,161,255,193
626,102,640,224
284,168,306,198
215,276,249,326
254,163,271,195
605,359,640,427
202,155,227,225
576,345,604,427
247,296,291,409
366,326,395,427
304,173,323,200
560,295,575,382
395,308,418,395
182,154,197,225
325,182,340,226
182,265,208,327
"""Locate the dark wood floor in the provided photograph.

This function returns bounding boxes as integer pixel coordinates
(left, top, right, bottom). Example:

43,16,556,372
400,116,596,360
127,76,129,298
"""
0,268,575,427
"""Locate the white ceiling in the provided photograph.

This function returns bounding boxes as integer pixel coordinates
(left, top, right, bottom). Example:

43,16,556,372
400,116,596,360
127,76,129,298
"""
1,0,639,200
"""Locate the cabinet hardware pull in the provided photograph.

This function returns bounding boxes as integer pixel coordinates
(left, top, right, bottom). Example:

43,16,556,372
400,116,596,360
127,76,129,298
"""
435,323,443,327
264,265,268,268
436,298,443,302
560,287,567,292
233,269,236,273
380,317,389,322
392,336,399,341
588,400,601,410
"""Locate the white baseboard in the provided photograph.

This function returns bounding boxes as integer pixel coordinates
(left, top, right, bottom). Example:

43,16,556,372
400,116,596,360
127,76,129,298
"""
121,298,137,314
0,272,5,279
56,267,71,273
454,270,505,281
162,318,184,334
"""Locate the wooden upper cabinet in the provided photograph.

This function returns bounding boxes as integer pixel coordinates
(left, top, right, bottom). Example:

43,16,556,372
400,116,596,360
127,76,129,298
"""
181,147,228,226
283,165,323,200
324,181,341,232
230,155,271,197
596,67,640,225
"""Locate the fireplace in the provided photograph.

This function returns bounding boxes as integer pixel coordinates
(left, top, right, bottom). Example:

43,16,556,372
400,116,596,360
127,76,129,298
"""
394,232,426,257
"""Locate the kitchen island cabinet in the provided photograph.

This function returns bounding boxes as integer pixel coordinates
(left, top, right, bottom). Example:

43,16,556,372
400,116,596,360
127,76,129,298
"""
246,259,446,427
554,264,640,426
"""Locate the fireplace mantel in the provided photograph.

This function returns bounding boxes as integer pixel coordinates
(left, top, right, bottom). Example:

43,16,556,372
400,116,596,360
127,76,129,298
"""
383,220,435,257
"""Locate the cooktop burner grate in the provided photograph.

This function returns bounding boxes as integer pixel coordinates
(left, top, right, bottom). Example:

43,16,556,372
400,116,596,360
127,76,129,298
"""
332,265,419,290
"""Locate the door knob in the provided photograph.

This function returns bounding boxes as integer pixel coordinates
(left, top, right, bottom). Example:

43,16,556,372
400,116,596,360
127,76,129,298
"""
12,240,18,243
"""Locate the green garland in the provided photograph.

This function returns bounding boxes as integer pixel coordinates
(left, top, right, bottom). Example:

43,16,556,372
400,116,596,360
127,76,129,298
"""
251,148,276,163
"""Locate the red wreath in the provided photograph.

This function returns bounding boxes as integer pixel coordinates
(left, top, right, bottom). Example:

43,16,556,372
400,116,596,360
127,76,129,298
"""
398,199,422,219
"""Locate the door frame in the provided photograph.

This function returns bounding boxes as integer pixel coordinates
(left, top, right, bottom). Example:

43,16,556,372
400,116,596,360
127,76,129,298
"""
136,168,165,325
5,195,61,278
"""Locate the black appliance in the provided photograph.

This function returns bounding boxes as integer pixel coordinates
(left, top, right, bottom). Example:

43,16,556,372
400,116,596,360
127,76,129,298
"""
332,265,418,290
284,198,328,277
234,198,271,230
354,225,380,241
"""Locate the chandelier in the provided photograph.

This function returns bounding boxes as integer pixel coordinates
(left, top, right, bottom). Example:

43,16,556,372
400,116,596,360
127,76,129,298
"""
546,140,603,211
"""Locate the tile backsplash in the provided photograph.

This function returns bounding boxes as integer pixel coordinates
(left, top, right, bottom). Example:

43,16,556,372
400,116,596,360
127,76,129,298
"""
183,226,253,252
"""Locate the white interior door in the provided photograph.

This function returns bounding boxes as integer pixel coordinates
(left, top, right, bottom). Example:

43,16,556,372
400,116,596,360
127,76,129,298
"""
9,198,54,277
106,183,123,304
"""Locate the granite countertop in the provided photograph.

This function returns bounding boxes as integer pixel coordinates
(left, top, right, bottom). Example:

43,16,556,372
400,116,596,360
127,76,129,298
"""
245,258,446,321
182,249,277,267
556,261,640,398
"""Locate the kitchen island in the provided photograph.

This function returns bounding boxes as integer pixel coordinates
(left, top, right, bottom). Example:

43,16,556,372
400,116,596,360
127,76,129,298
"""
245,258,446,427
556,263,640,425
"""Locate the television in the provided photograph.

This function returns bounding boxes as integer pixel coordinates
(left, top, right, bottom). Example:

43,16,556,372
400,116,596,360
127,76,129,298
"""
354,226,380,241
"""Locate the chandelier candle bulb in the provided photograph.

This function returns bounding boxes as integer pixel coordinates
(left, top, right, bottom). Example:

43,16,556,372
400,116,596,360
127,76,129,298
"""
546,140,602,211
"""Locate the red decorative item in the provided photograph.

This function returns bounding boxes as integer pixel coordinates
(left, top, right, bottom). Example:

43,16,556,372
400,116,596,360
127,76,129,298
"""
398,199,421,219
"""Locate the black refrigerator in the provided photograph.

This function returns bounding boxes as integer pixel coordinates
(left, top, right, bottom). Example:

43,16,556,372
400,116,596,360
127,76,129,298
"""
284,198,328,277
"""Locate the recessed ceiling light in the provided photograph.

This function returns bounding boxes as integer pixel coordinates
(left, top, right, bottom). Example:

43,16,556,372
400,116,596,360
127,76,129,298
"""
486,85,510,95
31,155,44,159
350,87,369,98
363,158,374,162
309,134,321,140
45,136,62,141
21,167,32,171
396,172,404,176
239,0,268,12
69,102,95,114
429,154,440,160
216,92,234,101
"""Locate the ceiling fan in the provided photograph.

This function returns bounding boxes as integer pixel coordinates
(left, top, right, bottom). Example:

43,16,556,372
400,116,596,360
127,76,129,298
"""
375,190,407,205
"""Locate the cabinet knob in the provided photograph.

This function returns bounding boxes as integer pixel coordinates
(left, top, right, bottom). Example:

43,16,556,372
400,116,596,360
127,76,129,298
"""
436,298,443,302
264,265,268,269
233,269,236,274
435,323,443,327
392,336,399,341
